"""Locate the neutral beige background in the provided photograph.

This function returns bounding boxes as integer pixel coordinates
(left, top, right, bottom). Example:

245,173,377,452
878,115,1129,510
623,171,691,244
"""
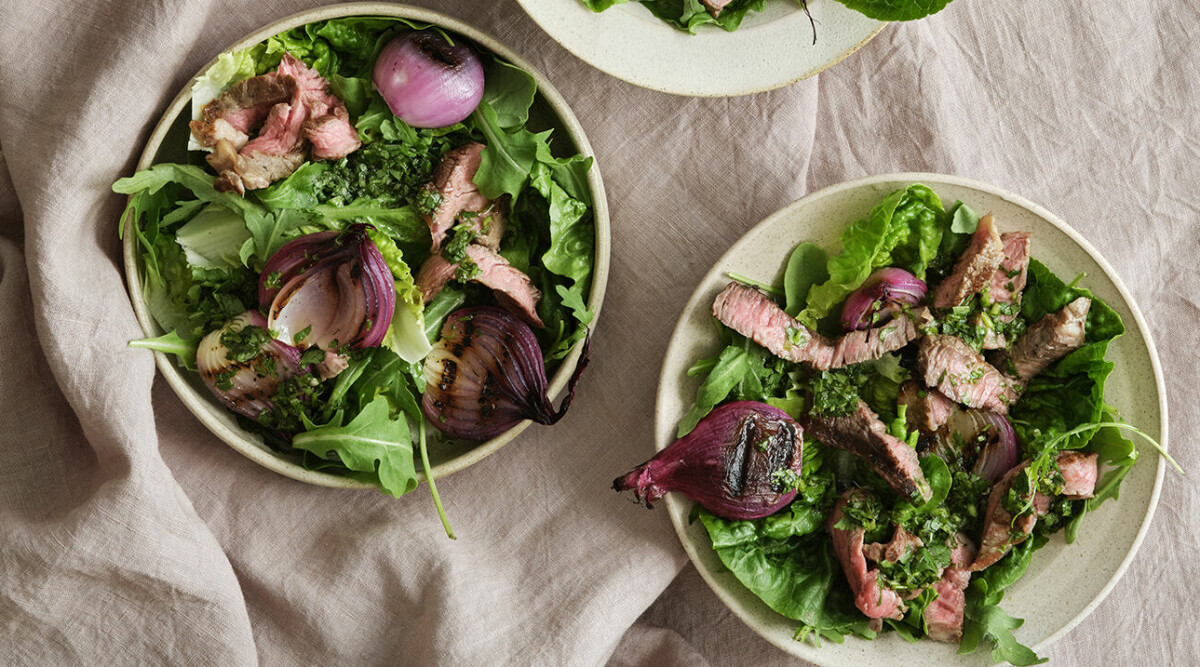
0,1,1196,665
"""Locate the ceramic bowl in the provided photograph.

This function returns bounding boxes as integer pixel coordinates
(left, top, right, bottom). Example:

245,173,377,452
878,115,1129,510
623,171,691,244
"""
121,3,610,490
654,173,1166,664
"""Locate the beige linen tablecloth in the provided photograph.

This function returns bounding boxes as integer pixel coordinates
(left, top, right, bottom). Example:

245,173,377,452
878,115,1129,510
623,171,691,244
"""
1,1,1195,664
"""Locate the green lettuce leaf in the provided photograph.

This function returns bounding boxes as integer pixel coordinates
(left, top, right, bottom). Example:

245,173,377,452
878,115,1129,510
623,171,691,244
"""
1010,260,1125,451
292,396,418,497
833,0,954,21
800,184,944,325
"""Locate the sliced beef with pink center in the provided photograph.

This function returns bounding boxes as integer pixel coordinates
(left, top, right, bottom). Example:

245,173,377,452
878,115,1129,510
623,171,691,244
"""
926,532,978,643
899,380,958,433
828,491,906,631
997,296,1091,382
421,143,509,252
980,231,1032,349
416,245,543,328
1058,450,1099,499
711,282,923,371
918,334,1020,414
808,399,931,502
933,213,1006,309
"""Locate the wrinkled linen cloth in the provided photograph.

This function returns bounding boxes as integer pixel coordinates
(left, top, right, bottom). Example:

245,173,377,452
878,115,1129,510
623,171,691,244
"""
0,1,1196,665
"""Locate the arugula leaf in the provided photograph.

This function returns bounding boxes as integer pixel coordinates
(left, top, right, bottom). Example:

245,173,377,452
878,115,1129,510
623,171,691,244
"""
470,101,548,200
255,162,330,211
833,0,954,22
556,283,594,326
292,396,418,497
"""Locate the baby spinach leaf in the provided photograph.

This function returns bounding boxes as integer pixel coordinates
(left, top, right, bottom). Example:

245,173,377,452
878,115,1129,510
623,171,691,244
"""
784,242,829,316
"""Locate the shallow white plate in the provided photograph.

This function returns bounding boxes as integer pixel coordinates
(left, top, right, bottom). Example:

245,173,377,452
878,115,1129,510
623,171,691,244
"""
516,0,884,96
654,173,1167,663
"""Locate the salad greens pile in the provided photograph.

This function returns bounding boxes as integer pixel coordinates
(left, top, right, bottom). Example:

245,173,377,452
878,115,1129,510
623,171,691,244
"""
580,0,952,35
116,17,596,499
679,185,1153,664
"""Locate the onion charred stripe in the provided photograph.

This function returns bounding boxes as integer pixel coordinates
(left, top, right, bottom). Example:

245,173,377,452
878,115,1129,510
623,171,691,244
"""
612,402,804,520
421,306,588,440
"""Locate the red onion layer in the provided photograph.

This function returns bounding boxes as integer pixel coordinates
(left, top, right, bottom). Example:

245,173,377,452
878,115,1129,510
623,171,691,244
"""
422,306,589,440
259,224,395,350
921,409,1019,482
841,268,928,331
373,31,485,129
196,310,306,420
613,402,804,520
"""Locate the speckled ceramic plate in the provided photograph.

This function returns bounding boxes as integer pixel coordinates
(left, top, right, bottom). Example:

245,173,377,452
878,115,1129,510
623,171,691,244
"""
121,3,610,490
654,174,1167,663
515,0,883,97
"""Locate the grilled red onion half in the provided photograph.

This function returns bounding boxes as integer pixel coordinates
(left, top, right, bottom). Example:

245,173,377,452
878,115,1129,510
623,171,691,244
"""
841,268,928,331
922,409,1019,481
373,31,485,129
259,224,395,351
422,306,590,440
197,310,307,420
613,402,804,520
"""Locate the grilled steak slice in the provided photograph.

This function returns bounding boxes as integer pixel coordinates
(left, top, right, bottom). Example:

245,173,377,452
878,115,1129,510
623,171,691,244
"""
194,53,359,193
933,213,1005,309
970,462,1038,571
998,297,1091,382
421,143,500,252
926,532,977,643
416,245,544,327
712,282,923,371
190,74,295,142
827,308,928,368
980,231,1032,350
899,380,957,433
970,449,1087,572
863,524,924,565
918,335,1019,414
828,491,906,631
1058,450,1099,499
210,134,308,195
712,282,830,362
305,105,361,160
990,232,1032,306
808,400,931,502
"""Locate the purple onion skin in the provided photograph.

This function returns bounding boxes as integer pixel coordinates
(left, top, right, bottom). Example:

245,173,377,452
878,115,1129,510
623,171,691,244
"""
373,31,485,129
841,268,928,331
920,409,1018,482
196,310,306,421
972,412,1019,481
258,225,395,350
613,402,804,521
422,306,589,440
